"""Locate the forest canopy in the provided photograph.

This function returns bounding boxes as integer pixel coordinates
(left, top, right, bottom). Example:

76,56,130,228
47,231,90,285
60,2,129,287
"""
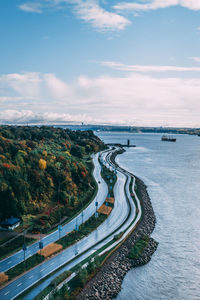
0,126,106,224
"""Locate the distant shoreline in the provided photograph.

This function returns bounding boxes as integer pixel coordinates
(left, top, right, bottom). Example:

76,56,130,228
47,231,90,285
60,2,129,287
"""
0,124,200,136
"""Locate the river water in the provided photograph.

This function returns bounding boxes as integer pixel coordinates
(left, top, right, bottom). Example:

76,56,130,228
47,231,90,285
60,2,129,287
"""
97,132,200,300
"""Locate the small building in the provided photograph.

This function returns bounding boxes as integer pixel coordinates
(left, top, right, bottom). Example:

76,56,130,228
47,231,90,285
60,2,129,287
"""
0,217,20,230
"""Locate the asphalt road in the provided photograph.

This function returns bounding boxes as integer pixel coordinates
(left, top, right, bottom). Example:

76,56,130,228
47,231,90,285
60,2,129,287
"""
0,152,108,273
0,147,138,300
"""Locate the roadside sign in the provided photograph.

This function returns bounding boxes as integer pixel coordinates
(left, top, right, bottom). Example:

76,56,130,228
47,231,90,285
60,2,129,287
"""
39,241,43,249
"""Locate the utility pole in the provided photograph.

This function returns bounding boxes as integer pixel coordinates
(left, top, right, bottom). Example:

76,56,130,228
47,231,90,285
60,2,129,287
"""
39,230,43,255
22,234,27,262
57,181,62,239
81,211,84,224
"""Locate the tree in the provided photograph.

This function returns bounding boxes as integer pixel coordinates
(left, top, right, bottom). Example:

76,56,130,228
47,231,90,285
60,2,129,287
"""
39,158,47,170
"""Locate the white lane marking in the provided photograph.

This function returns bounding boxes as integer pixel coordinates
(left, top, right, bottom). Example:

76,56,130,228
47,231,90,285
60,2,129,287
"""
41,268,45,272
4,291,10,295
7,261,12,264
17,282,22,287
29,275,34,279
50,262,54,266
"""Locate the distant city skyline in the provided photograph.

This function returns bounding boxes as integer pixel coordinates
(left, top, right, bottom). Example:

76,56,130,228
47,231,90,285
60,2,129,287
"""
1,0,200,127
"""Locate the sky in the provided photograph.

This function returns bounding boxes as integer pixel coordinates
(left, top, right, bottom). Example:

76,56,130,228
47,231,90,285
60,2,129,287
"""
1,0,200,127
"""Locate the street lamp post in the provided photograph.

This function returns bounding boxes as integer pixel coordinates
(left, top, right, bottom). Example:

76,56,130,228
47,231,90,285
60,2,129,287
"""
39,230,43,255
75,218,79,231
57,181,62,239
58,224,62,239
81,211,84,224
22,235,27,262
95,201,98,218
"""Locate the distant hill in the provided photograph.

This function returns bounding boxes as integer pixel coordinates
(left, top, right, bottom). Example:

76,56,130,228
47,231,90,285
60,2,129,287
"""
52,124,200,136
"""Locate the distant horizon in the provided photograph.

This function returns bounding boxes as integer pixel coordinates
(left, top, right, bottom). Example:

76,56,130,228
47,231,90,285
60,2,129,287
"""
0,122,199,130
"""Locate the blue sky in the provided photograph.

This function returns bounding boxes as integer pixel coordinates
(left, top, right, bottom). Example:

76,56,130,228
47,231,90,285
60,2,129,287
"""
1,0,200,127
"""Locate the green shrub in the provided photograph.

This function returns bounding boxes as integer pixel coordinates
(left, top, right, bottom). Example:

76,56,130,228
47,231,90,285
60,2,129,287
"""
128,236,149,260
69,268,88,290
50,271,71,287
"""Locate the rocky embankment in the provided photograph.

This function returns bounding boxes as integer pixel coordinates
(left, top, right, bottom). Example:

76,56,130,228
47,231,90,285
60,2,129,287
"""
78,149,158,300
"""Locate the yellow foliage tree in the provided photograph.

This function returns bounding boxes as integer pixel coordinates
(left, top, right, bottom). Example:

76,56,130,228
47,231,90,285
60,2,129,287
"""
65,151,71,156
39,158,47,170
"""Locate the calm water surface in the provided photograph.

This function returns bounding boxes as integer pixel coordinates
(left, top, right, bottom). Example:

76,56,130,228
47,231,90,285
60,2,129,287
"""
97,132,200,300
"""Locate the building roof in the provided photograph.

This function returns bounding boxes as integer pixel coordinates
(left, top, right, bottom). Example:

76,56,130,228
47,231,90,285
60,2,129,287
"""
0,217,20,226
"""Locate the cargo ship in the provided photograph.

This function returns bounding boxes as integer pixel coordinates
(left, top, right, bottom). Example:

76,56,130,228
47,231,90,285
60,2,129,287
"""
161,135,176,142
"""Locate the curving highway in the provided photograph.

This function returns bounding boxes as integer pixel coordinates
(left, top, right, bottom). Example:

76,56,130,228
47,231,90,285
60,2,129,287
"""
0,147,142,300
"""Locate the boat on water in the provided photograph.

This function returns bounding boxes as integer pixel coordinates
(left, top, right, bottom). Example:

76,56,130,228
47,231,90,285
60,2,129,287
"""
161,135,176,142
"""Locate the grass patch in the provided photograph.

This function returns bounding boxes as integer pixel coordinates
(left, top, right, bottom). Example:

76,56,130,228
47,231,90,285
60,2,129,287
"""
56,214,106,249
113,231,124,241
0,235,13,246
129,176,138,210
49,270,72,288
53,252,111,299
5,253,45,281
128,236,149,260
33,270,72,300
0,235,35,260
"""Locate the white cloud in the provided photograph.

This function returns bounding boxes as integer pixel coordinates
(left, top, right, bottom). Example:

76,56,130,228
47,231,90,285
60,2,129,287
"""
0,72,41,99
72,0,130,31
19,2,43,13
100,61,200,72
0,110,106,125
114,0,200,12
44,73,69,99
189,57,200,63
18,0,130,31
1,71,200,127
